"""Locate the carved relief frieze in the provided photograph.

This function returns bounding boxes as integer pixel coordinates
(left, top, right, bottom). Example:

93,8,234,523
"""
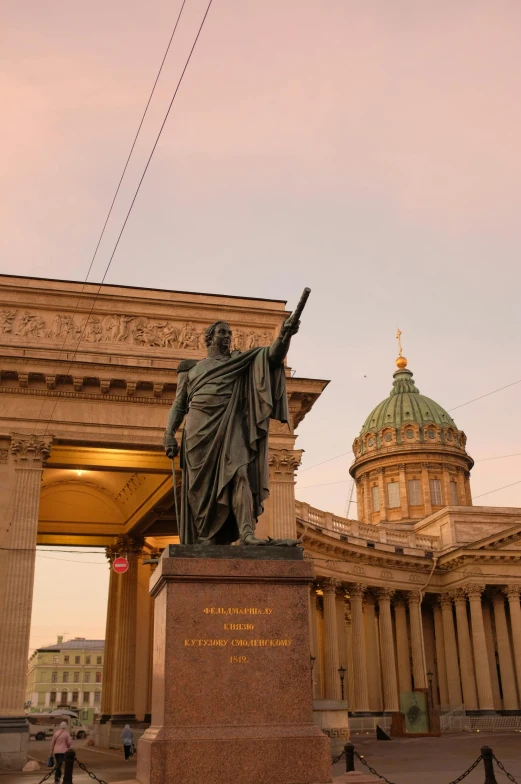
1,307,275,352
0,449,8,463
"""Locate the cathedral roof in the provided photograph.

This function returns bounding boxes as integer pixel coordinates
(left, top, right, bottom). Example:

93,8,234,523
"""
352,355,470,460
360,366,457,435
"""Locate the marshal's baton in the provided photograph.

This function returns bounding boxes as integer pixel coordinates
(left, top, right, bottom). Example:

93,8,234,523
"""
288,287,311,325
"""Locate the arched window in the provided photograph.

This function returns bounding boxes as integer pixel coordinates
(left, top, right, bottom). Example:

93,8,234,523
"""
50,691,57,705
72,690,79,705
94,690,101,705
61,691,68,705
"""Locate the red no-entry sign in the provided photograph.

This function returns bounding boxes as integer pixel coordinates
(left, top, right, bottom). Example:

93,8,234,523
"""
113,556,129,574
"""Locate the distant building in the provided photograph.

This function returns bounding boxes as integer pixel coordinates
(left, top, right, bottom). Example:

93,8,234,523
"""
26,638,104,724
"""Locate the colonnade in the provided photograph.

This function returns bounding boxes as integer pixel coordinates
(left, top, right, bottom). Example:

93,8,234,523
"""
309,580,521,713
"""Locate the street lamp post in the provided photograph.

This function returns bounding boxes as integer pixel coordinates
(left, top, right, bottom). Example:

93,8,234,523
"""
338,666,346,701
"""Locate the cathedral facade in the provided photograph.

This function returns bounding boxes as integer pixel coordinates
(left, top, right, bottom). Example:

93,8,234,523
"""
1,274,521,767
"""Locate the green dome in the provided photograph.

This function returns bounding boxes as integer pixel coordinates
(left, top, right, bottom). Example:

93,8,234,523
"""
354,366,465,456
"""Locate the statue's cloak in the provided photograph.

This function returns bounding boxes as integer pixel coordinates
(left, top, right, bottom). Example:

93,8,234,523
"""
179,347,288,544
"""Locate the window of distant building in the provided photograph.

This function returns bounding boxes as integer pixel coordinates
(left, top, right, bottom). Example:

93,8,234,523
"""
408,479,422,506
387,482,400,508
64,656,69,664
84,672,90,683
50,691,56,705
371,486,380,512
86,656,91,665
97,656,102,665
52,672,58,684
450,481,458,505
75,656,80,665
430,479,442,505
72,691,79,704
74,672,80,683
94,691,101,705
83,692,89,705
95,672,101,683
61,691,68,704
53,656,58,664
63,672,69,683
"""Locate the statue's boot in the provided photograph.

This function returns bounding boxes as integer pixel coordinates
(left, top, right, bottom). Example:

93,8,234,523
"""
239,522,267,546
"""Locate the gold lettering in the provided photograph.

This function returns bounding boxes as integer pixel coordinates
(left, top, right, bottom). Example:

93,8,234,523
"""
230,639,292,647
230,656,248,664
203,607,273,615
184,639,228,647
223,623,254,631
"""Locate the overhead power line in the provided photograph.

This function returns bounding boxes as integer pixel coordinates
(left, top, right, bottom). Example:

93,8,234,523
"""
449,378,521,412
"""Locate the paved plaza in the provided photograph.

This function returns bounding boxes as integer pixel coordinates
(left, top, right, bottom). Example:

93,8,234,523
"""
1,733,520,784
332,732,521,783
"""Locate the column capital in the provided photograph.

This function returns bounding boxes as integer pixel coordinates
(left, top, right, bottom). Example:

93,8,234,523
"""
421,462,430,469
439,593,454,609
348,582,367,598
375,587,395,602
106,534,145,562
321,578,340,596
10,433,52,466
268,448,302,478
504,584,521,600
465,584,486,600
449,588,467,606
407,590,422,607
398,463,406,471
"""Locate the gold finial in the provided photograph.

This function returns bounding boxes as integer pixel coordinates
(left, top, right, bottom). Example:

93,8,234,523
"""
396,328,408,369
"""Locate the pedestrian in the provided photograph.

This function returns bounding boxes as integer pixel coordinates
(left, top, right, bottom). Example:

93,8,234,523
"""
49,722,71,782
122,725,133,762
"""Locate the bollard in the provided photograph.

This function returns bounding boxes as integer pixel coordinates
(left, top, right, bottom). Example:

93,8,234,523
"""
481,746,498,784
344,742,355,773
62,749,76,784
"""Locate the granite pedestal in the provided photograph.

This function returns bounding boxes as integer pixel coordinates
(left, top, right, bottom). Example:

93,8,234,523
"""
136,545,332,784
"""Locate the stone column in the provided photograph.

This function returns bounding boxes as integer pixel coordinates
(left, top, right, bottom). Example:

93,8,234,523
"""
356,477,365,523
394,596,412,694
432,603,449,707
321,579,341,700
398,464,409,519
439,594,463,706
504,585,521,701
377,468,387,521
0,435,51,769
442,465,451,506
135,559,155,722
464,472,472,505
99,562,120,721
408,591,427,689
482,601,502,710
421,463,432,516
336,591,348,671
376,588,399,712
362,474,370,523
456,468,466,505
110,537,144,722
266,448,302,540
492,592,518,710
466,585,495,711
451,589,478,710
349,584,370,712
308,586,319,699
364,592,383,711
344,608,355,711
316,596,325,700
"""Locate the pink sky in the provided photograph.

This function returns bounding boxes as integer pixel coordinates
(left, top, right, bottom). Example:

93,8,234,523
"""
3,1,521,649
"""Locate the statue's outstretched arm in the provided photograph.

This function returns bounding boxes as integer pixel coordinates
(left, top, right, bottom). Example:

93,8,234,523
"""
268,288,309,367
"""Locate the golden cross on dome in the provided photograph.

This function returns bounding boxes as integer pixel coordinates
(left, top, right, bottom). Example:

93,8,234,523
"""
396,328,403,357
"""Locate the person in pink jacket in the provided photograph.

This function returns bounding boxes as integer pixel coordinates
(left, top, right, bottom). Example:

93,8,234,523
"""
50,722,71,782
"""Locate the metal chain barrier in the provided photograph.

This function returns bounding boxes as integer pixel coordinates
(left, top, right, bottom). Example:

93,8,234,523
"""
75,759,109,784
445,755,483,784
355,750,398,784
493,754,521,784
332,749,345,765
36,765,57,784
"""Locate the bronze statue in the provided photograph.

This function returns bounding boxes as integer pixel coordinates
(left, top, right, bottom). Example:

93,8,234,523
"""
164,289,310,546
